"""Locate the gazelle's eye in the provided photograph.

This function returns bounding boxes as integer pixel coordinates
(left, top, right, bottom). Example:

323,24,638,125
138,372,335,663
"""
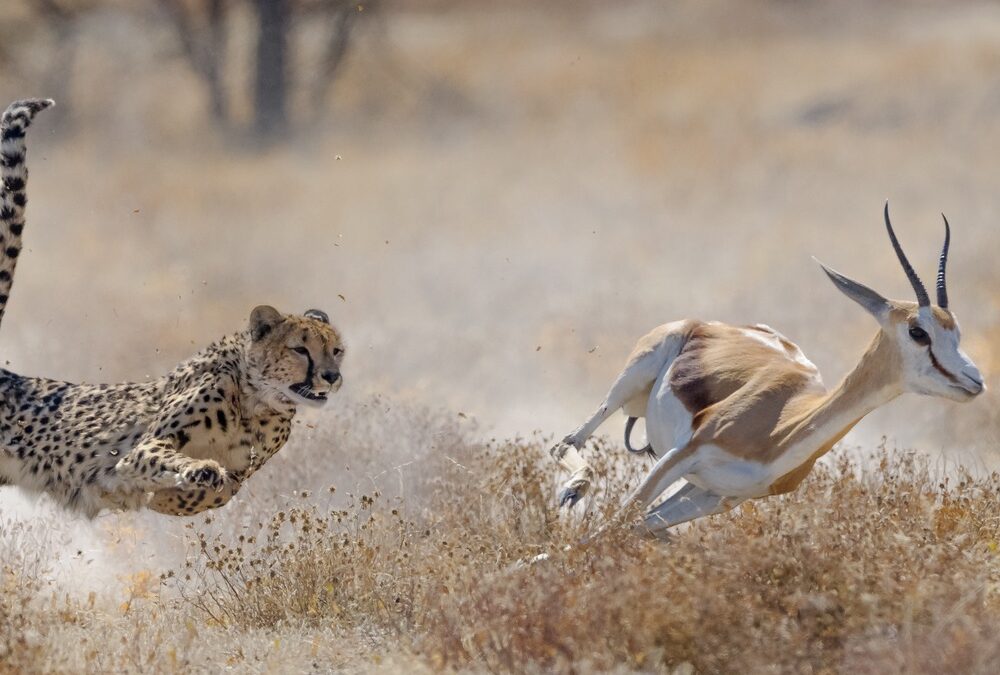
908,326,930,344
292,346,309,356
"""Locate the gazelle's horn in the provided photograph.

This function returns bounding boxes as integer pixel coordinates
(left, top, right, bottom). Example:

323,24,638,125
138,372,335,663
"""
884,202,930,307
936,214,951,309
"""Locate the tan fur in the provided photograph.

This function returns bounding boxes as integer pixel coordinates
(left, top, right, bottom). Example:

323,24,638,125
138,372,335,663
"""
677,326,899,467
670,322,823,445
621,320,697,417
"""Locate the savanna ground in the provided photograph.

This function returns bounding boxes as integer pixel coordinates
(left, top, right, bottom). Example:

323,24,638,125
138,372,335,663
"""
2,0,1000,672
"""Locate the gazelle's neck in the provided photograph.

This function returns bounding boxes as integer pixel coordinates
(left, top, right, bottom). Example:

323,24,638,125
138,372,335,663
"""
780,330,904,466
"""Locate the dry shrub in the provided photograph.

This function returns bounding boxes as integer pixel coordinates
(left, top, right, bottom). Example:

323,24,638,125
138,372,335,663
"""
173,434,618,632
175,435,1000,674
0,521,54,673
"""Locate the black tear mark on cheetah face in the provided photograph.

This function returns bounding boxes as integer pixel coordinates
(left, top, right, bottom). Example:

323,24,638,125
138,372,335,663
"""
247,305,345,408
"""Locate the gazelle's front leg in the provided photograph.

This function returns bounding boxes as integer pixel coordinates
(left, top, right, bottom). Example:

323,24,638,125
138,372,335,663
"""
638,485,742,539
584,445,699,539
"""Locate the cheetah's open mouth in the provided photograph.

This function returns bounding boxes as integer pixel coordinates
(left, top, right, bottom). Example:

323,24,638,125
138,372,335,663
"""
289,384,328,405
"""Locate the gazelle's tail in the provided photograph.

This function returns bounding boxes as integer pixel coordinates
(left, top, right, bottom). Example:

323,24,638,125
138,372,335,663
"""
0,98,53,329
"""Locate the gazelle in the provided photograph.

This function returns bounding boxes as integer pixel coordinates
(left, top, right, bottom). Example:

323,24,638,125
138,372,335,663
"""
550,205,985,537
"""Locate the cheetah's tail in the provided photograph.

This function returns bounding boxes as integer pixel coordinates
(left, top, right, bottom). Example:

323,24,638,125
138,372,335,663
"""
0,98,54,330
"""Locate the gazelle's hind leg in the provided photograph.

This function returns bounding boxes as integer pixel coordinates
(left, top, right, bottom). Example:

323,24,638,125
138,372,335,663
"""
552,321,691,508
639,486,743,539
552,352,670,508
562,348,666,449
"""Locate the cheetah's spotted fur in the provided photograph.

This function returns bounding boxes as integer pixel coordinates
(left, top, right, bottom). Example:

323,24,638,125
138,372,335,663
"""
0,99,345,517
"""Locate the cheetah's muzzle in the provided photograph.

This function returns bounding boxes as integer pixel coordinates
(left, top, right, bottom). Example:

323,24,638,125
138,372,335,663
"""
290,383,328,403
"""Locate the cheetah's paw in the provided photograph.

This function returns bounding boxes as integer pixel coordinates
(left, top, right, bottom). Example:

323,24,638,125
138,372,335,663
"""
181,461,227,492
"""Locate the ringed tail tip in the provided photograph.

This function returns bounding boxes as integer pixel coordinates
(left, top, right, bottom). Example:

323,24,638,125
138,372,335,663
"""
2,98,56,128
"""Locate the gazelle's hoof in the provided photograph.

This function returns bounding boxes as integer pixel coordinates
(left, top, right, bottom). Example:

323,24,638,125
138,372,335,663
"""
558,472,592,508
558,487,579,508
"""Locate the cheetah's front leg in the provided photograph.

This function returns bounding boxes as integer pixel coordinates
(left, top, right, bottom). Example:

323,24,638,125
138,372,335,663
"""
147,475,243,516
114,437,228,493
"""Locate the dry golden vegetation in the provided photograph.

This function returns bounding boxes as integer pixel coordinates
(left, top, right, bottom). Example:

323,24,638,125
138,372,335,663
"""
1,0,1000,672
181,438,1000,674
5,402,1000,673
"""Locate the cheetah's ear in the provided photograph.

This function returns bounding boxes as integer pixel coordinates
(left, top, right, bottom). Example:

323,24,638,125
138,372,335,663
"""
250,305,283,341
304,308,329,324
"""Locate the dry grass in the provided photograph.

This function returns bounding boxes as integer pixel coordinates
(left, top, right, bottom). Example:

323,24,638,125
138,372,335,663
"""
166,434,1000,674
2,395,1000,672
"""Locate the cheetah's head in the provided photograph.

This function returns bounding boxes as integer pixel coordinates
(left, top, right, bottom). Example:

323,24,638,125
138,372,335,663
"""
246,305,345,409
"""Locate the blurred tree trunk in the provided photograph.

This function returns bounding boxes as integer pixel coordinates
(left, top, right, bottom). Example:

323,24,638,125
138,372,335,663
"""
159,0,230,130
252,0,290,139
158,0,370,142
310,0,358,117
29,0,82,131
204,0,229,125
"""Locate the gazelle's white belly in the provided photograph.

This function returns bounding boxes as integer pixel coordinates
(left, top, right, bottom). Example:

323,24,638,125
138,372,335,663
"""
682,446,775,498
645,362,694,452
643,364,798,499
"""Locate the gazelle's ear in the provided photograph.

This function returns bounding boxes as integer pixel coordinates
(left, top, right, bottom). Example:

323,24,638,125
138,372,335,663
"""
815,259,890,321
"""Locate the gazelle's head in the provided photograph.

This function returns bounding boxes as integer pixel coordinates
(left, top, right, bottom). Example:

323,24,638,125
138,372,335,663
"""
818,203,985,402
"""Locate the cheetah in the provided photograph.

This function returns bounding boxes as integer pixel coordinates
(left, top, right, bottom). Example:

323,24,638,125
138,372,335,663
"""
0,98,345,517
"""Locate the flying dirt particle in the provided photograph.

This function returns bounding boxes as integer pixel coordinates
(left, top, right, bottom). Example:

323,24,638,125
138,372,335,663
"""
132,209,140,214
385,240,390,245
536,345,542,351
335,154,342,160
458,412,467,418
338,294,346,302
588,346,598,353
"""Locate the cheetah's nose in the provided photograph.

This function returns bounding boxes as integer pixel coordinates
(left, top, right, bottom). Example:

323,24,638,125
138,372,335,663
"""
321,371,341,385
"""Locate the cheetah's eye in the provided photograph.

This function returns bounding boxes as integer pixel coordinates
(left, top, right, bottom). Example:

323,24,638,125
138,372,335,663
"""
333,347,344,357
292,346,310,356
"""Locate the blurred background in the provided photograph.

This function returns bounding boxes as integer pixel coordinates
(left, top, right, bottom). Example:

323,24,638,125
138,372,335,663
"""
0,0,999,587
